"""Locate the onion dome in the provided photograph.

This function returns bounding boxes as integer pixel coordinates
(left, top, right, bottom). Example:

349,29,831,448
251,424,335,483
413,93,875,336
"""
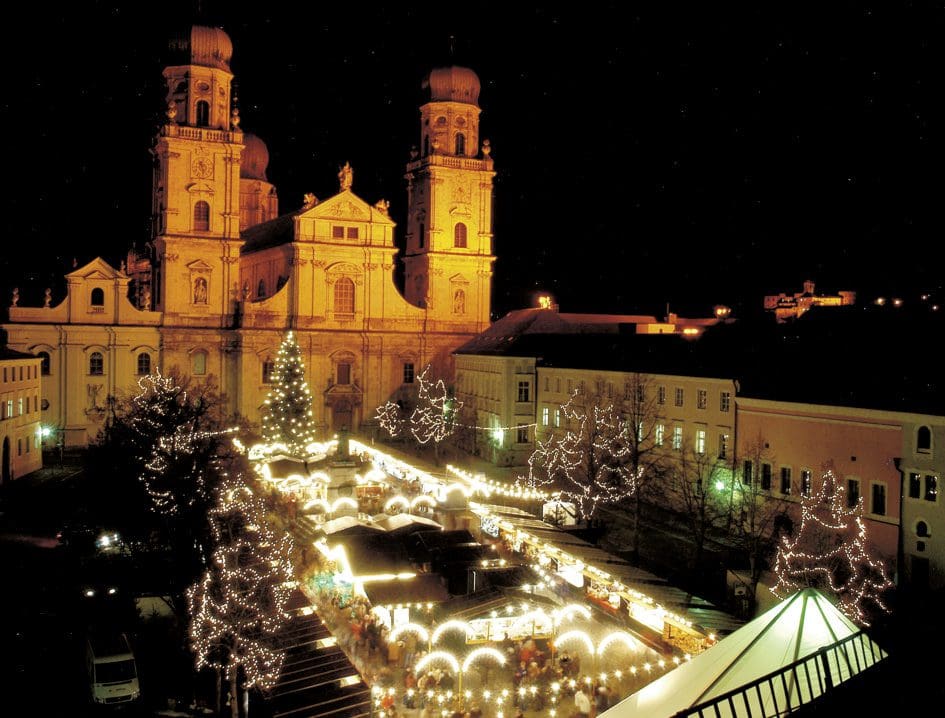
423,66,481,104
167,25,233,71
240,132,270,180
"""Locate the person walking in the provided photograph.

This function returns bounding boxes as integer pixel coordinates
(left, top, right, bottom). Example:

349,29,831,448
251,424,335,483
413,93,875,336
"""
574,685,592,718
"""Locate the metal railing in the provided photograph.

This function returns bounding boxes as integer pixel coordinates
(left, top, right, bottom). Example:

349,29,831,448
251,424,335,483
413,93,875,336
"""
675,630,888,718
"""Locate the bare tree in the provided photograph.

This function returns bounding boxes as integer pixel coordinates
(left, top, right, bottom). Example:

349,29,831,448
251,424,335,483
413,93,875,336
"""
520,382,640,521
667,442,733,574
617,373,671,561
376,365,462,465
729,434,793,614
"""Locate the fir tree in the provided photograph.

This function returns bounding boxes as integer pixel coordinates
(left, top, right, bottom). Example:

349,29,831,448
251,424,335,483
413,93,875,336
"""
771,465,894,626
261,331,317,458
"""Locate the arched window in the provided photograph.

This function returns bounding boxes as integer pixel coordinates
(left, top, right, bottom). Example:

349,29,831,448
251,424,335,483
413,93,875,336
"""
423,135,430,156
262,359,275,384
136,352,151,376
418,222,425,249
337,362,352,385
90,288,105,307
917,521,931,538
89,352,104,376
334,277,355,315
195,100,210,127
194,201,210,231
917,425,932,454
192,350,207,376
257,279,266,298
454,223,467,248
37,351,51,376
455,133,466,156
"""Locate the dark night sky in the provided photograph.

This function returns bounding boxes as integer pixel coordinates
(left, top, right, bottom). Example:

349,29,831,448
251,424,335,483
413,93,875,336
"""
3,1,945,319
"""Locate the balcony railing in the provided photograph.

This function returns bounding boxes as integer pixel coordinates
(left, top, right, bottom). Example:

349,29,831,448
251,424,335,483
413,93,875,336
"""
674,630,888,718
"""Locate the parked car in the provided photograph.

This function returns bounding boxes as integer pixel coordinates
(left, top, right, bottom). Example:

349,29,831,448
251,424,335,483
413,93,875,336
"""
85,627,140,705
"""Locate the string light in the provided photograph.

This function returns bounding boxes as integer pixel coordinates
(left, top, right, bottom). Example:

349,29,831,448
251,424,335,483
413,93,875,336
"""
187,475,295,691
376,365,539,443
770,467,894,626
517,390,643,520
261,330,317,458
132,368,235,517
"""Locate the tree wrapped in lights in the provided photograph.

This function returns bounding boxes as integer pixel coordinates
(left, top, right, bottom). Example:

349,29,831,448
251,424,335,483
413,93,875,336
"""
409,366,462,446
520,388,640,521
261,330,317,458
771,465,894,626
374,400,406,439
376,366,462,462
188,473,295,716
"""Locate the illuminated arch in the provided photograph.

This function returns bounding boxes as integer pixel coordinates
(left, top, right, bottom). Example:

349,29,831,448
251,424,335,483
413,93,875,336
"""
384,495,410,513
431,620,472,645
331,497,359,512
555,630,595,657
462,647,505,673
389,623,430,645
597,631,643,657
415,650,459,675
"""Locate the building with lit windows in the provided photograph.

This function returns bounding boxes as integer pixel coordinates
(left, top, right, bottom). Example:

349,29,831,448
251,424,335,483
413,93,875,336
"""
0,349,43,481
454,304,945,594
1,25,495,447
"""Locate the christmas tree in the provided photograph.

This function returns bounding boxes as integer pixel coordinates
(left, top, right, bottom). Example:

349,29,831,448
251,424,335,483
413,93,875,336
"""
261,331,317,458
188,474,294,714
771,466,894,626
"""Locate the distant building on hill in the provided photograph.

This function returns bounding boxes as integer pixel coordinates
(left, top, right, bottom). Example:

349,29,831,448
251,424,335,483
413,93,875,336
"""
763,280,855,322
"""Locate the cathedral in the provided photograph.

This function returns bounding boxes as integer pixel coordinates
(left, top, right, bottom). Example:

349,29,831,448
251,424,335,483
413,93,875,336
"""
1,25,496,447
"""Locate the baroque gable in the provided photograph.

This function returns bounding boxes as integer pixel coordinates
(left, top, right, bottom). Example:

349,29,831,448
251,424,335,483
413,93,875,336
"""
65,257,127,281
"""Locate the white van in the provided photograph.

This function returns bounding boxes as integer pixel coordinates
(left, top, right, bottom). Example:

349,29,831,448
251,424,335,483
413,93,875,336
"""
86,629,140,705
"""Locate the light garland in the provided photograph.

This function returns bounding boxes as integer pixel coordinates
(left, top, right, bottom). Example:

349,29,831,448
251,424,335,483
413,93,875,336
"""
376,366,540,445
369,651,684,715
770,467,894,626
187,475,295,691
344,441,708,645
132,368,235,517
260,331,318,459
517,390,643,520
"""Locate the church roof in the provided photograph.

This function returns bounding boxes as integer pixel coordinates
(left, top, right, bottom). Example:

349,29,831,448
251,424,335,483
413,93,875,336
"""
167,25,233,72
241,211,303,253
424,66,481,104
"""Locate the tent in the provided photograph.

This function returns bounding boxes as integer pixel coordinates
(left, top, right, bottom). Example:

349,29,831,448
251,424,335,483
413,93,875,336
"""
601,588,888,718
373,513,442,535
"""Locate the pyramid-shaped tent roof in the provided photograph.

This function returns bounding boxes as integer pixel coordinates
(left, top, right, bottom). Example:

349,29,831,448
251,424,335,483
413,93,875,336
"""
602,588,888,718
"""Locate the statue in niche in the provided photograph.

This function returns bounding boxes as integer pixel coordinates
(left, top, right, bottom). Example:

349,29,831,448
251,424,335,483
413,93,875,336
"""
338,161,353,191
193,277,208,304
453,288,466,315
87,383,103,410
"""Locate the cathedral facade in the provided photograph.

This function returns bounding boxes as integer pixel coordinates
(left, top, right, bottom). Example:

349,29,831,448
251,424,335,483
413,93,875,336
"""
2,26,495,447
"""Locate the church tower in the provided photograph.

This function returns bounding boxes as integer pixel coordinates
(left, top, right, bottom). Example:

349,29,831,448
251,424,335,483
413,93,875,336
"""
403,67,495,327
149,25,244,323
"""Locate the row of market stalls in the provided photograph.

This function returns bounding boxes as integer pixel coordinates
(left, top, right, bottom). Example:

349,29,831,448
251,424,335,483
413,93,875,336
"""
258,439,890,716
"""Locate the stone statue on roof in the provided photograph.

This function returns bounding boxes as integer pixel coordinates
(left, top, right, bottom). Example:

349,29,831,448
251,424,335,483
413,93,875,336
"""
338,161,353,191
